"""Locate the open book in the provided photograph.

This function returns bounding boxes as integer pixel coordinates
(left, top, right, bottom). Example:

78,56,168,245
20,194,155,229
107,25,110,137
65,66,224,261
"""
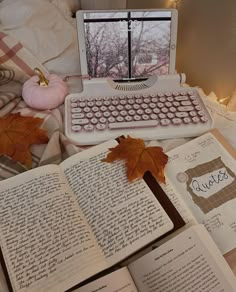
0,140,184,292
160,129,236,255
75,224,236,292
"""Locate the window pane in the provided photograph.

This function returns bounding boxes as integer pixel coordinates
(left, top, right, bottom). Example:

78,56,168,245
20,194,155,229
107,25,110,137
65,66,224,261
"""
131,11,171,18
84,22,129,78
84,12,128,19
131,20,171,77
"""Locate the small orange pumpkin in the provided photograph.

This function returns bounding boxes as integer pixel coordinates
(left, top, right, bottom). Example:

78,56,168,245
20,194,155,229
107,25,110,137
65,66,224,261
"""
22,68,68,110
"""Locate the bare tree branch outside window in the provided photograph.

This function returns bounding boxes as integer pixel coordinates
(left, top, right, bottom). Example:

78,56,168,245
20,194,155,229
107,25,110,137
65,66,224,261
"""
84,12,171,79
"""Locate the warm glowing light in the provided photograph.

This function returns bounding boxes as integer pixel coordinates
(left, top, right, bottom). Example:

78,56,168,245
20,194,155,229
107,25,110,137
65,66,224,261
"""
218,96,230,105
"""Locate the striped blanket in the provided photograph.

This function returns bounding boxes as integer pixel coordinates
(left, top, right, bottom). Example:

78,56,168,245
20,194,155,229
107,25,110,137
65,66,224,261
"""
0,32,84,182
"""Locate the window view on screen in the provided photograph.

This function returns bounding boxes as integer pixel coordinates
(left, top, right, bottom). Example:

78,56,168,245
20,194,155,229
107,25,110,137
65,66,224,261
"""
84,11,172,79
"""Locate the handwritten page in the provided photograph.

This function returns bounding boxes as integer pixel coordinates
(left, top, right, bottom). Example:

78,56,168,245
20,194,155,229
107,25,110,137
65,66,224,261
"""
0,165,105,292
163,132,236,254
74,267,138,292
129,225,236,292
61,140,173,266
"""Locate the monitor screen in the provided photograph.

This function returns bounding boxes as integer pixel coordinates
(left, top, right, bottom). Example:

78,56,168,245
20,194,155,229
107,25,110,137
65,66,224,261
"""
80,10,176,80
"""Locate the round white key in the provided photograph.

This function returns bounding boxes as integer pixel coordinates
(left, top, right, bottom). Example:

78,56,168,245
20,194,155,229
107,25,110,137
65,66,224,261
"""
178,106,194,112
72,125,82,132
137,109,144,115
112,111,119,117
104,100,111,106
142,114,149,120
176,112,188,118
117,116,124,122
153,108,160,114
141,103,148,109
183,117,191,124
133,104,140,110
103,111,110,117
172,118,182,125
125,116,133,121
192,116,200,123
92,106,99,112
175,96,188,101
100,106,107,112
169,107,176,113
145,108,152,114
160,119,170,126
120,110,128,117
165,102,172,107
72,113,85,119
128,110,135,116
197,111,205,116
86,112,93,119
134,115,141,121
167,112,175,119
79,102,86,108
173,101,180,107
117,105,124,111
99,117,107,123
181,101,191,106
72,108,82,113
112,100,119,105
71,97,78,102
167,96,174,102
189,111,197,117
149,103,156,109
91,118,98,124
83,107,91,113
96,101,103,106
159,113,166,119
87,101,94,107
109,105,115,111
125,104,132,110
195,105,202,111
95,112,102,118
161,107,168,113
108,116,116,123
72,119,89,125
128,99,135,105
96,124,106,131
201,116,208,122
84,124,94,131
150,114,158,119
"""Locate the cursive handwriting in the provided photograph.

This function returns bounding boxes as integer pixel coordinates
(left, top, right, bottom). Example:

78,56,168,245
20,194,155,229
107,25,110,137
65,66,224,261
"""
190,167,233,198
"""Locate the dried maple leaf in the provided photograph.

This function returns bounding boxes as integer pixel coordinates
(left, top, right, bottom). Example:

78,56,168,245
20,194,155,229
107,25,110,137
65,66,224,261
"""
0,113,48,167
103,136,168,183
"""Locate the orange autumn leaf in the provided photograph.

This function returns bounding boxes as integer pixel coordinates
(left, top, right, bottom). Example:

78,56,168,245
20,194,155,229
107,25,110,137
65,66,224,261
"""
0,113,48,167
103,136,168,183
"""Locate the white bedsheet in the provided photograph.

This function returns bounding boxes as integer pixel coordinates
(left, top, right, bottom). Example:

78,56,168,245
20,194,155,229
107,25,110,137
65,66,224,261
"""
0,0,81,84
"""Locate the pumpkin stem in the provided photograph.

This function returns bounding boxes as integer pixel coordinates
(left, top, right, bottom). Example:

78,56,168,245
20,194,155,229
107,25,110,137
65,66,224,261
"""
34,68,49,86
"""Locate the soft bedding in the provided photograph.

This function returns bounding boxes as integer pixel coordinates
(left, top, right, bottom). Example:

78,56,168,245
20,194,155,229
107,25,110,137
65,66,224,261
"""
1,0,236,291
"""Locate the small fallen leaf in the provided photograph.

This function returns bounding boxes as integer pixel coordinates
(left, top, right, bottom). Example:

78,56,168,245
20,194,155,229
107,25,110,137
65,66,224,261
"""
103,136,168,183
0,113,48,167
